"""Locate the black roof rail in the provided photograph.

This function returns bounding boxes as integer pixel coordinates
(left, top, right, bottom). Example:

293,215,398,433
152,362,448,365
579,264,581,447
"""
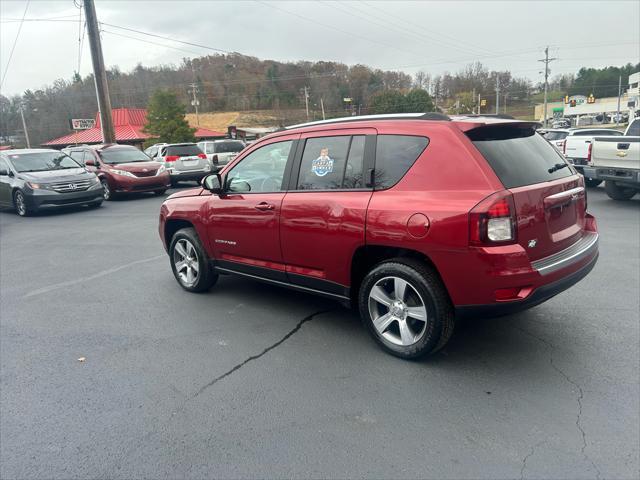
286,112,451,130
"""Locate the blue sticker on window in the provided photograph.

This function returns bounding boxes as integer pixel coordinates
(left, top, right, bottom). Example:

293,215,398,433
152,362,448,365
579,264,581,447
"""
311,150,334,177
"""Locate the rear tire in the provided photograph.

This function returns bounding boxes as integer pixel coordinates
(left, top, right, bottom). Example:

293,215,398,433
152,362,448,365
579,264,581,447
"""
358,258,454,359
584,178,602,188
13,190,32,217
604,180,637,200
169,227,218,293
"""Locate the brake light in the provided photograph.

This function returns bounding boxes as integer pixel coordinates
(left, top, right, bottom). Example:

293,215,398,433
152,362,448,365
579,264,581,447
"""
211,154,219,164
165,155,179,162
562,139,567,155
586,143,593,165
197,153,207,159
469,191,517,246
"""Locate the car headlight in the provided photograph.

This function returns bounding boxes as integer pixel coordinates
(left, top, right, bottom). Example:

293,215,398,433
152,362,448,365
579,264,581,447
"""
27,182,42,189
155,165,166,175
110,169,135,178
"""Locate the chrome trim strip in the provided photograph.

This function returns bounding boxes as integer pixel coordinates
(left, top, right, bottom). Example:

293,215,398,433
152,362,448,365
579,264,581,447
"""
532,232,598,276
545,186,584,200
214,266,350,301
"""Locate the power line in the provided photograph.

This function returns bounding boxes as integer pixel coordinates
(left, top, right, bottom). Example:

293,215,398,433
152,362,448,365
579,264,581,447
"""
0,0,30,91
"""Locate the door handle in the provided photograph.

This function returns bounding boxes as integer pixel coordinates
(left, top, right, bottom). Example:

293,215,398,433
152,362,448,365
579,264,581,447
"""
254,202,275,211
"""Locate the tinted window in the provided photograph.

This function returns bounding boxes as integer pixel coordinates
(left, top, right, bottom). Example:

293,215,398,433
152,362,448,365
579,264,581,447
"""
214,141,245,153
6,151,80,172
627,119,640,137
68,150,85,163
297,136,350,190
226,140,292,193
374,135,428,189
343,136,365,188
469,125,573,189
544,131,569,141
99,147,151,164
163,144,202,157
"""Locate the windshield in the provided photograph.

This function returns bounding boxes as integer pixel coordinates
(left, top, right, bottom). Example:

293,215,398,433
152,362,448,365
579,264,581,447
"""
544,131,569,141
7,151,80,172
163,145,202,156
214,141,245,154
468,125,573,188
99,148,151,164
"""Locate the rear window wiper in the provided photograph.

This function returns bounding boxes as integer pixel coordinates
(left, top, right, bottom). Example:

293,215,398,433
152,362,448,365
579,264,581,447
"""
548,163,569,174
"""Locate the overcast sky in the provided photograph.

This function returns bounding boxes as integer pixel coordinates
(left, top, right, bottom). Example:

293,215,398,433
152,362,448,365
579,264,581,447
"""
1,0,639,97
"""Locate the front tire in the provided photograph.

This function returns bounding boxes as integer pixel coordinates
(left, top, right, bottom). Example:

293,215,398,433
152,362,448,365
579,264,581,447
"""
13,190,33,217
100,179,112,200
584,178,602,188
604,180,637,200
169,227,218,293
89,199,103,208
358,259,454,359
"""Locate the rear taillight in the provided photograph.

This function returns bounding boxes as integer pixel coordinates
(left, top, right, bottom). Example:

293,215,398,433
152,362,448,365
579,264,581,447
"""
165,155,179,162
586,143,593,165
197,153,207,159
211,154,219,164
562,140,567,155
469,191,517,246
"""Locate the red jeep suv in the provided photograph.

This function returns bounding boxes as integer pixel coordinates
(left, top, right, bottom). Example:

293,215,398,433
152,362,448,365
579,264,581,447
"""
159,113,599,359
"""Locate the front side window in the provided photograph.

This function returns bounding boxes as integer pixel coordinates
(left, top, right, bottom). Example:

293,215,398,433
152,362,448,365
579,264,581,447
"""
6,151,80,172
225,140,292,193
374,135,429,189
0,157,9,175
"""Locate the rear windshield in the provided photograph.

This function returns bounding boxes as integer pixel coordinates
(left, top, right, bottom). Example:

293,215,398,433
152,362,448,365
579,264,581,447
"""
214,141,245,153
468,125,573,188
544,131,569,141
163,145,202,156
99,147,151,164
7,151,80,172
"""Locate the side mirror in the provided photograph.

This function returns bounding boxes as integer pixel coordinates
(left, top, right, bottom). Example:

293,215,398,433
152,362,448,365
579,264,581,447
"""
202,174,223,195
85,158,96,167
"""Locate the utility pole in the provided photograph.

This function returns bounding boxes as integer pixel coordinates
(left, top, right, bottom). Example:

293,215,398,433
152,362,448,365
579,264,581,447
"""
478,93,481,114
19,105,30,148
472,87,476,114
84,0,115,144
495,75,500,114
320,97,326,120
616,74,622,126
538,46,557,128
302,86,310,121
188,83,200,126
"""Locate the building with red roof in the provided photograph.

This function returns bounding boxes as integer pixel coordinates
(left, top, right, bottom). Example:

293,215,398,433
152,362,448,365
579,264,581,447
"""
43,108,225,148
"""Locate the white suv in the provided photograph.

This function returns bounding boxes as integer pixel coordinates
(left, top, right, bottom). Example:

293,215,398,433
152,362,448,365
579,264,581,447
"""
145,143,210,186
197,139,246,167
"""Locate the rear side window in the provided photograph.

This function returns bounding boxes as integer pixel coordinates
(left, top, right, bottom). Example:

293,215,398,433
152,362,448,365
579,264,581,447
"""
468,125,573,189
164,144,202,156
297,135,365,190
374,135,428,189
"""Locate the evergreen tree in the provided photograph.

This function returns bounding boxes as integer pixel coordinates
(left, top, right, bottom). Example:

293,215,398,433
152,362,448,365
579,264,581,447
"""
143,90,196,146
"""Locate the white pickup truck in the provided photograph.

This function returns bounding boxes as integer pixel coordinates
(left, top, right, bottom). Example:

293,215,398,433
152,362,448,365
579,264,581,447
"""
584,118,640,200
562,128,624,187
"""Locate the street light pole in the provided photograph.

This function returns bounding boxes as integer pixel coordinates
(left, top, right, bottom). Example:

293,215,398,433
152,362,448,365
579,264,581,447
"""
19,105,30,148
84,0,115,144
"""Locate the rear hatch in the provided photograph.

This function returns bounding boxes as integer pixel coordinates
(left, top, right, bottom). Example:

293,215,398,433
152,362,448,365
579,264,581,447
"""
468,123,586,261
213,141,245,165
163,144,207,172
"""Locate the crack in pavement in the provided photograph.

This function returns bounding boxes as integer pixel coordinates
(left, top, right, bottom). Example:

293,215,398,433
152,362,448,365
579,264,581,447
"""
513,325,602,480
520,440,545,480
191,308,334,399
23,254,165,298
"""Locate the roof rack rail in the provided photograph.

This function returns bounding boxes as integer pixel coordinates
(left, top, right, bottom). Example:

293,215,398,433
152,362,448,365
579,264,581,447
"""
460,114,516,120
286,112,451,130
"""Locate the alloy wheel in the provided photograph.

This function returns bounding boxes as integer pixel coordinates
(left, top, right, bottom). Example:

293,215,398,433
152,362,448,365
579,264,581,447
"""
368,276,428,347
173,239,199,287
14,191,27,216
101,180,110,200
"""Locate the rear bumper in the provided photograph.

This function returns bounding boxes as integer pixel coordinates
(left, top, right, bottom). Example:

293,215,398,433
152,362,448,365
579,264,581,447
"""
583,166,640,187
25,187,104,209
168,166,211,181
455,250,598,318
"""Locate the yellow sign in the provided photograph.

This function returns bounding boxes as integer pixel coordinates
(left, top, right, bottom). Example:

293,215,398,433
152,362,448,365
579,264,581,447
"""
480,99,487,106
587,94,596,104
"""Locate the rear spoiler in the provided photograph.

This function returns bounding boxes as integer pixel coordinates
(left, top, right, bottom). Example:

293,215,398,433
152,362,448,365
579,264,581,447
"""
457,121,542,134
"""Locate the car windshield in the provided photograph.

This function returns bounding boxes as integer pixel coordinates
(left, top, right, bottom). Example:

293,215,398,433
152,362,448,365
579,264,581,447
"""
7,151,80,172
99,148,151,164
214,141,245,153
544,131,569,141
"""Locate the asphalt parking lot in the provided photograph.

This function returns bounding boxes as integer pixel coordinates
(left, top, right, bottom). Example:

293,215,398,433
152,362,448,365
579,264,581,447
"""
1,186,638,479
